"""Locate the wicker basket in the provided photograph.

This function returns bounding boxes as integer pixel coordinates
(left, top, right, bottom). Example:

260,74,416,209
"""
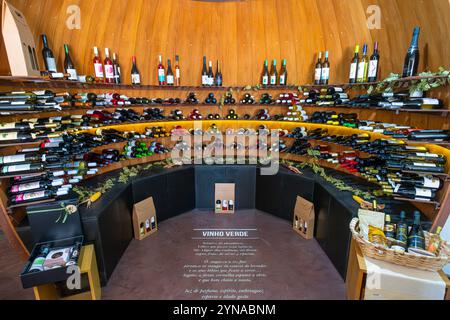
350,218,450,272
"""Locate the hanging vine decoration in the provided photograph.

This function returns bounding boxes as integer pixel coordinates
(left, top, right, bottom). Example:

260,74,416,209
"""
73,159,174,207
281,159,376,201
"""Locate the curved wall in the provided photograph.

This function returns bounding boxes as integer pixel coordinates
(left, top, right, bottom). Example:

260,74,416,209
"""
1,0,449,85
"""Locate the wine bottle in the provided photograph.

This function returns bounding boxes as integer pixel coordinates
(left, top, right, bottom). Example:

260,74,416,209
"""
63,44,77,81
166,59,174,86
112,53,121,84
214,60,223,87
357,44,368,83
201,56,208,86
93,47,104,82
261,60,269,86
321,51,330,85
393,211,408,248
279,59,287,85
131,56,141,85
41,35,57,72
427,226,443,256
314,52,322,85
368,41,379,82
9,178,65,194
207,60,214,86
10,189,68,205
175,55,181,86
104,48,114,83
402,27,421,78
270,60,278,85
349,45,360,83
407,211,425,250
157,55,165,85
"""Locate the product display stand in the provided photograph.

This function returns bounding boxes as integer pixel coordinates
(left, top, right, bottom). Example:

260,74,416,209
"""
345,238,450,300
33,244,101,300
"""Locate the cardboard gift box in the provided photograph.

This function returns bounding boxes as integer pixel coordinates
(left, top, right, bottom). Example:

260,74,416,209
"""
293,196,315,240
215,183,235,214
133,197,158,240
2,0,40,76
20,193,84,289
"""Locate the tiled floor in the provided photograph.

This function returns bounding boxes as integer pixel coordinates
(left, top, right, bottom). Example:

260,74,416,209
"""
0,209,345,300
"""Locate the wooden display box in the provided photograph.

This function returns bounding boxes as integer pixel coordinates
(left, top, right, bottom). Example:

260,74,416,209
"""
215,183,235,214
2,0,40,76
292,196,315,240
133,197,158,240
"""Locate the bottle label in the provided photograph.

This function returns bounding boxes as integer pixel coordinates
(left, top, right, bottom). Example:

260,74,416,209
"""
67,69,77,80
167,75,174,85
11,181,41,193
0,132,18,141
270,75,277,85
279,75,286,85
46,58,57,72
262,76,269,85
3,164,31,173
423,177,440,189
158,69,165,82
22,190,46,201
413,162,436,167
0,123,16,130
315,68,322,81
131,74,141,85
1,154,26,164
321,68,330,80
176,69,180,79
420,98,440,105
208,76,214,86
202,75,209,85
94,63,104,77
349,63,357,79
105,65,114,79
415,188,432,198
357,62,367,80
416,152,438,158
368,60,378,78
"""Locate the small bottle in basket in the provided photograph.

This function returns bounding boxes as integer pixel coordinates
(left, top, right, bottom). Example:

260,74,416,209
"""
407,211,426,253
391,211,407,252
427,226,443,256
383,214,396,240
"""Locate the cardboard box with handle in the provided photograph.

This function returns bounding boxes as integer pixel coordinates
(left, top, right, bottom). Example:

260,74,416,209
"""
293,196,315,240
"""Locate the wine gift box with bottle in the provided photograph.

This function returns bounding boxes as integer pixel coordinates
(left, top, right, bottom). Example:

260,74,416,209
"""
20,192,83,289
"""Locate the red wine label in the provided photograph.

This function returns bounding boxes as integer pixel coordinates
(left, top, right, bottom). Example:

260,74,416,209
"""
94,63,104,77
105,65,114,79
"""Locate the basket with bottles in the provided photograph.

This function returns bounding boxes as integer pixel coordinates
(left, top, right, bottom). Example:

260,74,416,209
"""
350,210,449,272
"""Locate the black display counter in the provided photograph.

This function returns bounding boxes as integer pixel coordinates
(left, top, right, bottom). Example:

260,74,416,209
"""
16,164,423,285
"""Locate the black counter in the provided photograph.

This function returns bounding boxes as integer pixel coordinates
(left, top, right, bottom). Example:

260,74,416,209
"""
16,163,425,285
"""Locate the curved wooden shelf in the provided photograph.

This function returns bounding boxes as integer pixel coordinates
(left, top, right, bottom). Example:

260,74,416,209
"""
0,74,447,92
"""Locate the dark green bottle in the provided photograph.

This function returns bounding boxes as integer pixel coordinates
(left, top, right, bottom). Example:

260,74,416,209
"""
395,211,408,247
407,211,425,250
